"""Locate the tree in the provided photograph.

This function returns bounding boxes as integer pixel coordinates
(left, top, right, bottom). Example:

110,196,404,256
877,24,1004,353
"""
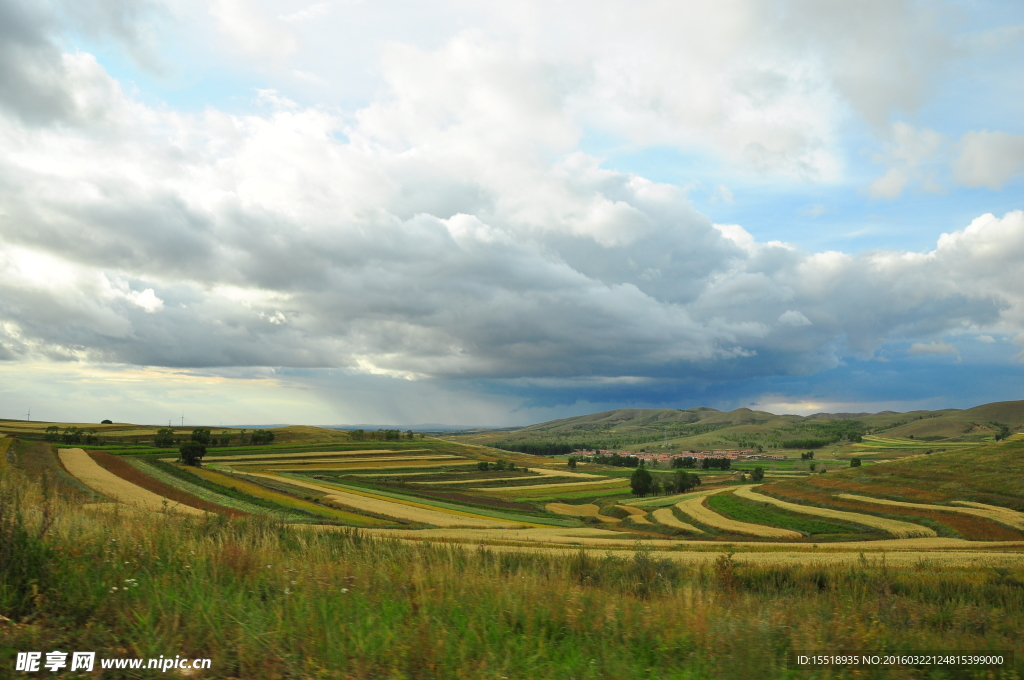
179,440,206,467
494,459,507,471
191,428,211,446
850,458,862,468
477,461,489,471
250,429,275,445
751,466,764,482
630,464,653,497
809,463,817,472
101,419,113,425
44,426,60,442
567,457,577,470
154,428,175,448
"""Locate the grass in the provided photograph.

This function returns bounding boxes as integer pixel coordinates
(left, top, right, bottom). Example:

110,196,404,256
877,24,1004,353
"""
5,464,1024,679
707,491,866,536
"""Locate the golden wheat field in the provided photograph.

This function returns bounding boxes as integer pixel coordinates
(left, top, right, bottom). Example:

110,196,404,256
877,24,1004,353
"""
651,507,704,533
475,477,628,493
58,448,207,515
837,493,1024,530
246,472,527,527
733,485,937,537
545,502,621,523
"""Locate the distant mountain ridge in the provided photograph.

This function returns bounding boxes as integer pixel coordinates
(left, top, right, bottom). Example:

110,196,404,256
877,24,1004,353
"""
444,400,1024,453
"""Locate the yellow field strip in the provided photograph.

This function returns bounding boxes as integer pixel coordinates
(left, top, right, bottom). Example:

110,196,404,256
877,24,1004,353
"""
340,527,1024,560
58,448,206,516
233,455,463,467
199,449,424,462
244,473,530,528
734,486,936,538
651,508,704,533
676,489,802,539
546,503,620,523
222,461,474,473
532,468,607,479
616,504,647,517
838,494,1024,530
626,515,652,525
474,477,628,493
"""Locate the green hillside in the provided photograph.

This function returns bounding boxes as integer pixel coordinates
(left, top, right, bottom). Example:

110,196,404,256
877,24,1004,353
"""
444,400,1024,458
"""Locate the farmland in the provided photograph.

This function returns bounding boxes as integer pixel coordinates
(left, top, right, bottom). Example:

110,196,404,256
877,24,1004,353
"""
4,405,1024,677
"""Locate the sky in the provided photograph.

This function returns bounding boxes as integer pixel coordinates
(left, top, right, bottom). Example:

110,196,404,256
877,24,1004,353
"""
1,0,1023,427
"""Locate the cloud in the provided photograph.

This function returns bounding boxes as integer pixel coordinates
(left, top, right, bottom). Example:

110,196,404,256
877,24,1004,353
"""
1,10,1023,400
953,130,1024,189
868,121,945,198
908,341,957,356
778,311,812,327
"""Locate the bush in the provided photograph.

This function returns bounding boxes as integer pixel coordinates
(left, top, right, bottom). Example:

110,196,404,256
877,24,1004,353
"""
100,419,113,424
850,458,862,468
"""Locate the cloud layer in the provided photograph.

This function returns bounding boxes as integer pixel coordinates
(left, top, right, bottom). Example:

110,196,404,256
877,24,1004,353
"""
1,0,1023,423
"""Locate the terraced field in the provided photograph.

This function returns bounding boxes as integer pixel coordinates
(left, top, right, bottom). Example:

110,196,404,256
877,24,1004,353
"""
29,422,1022,566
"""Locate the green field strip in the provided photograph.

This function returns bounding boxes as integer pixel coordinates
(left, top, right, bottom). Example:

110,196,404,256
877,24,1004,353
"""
128,459,305,520
707,492,873,536
281,475,578,527
186,468,397,526
516,487,637,502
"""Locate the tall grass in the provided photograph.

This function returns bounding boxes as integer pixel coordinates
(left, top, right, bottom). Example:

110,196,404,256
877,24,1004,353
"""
2,467,1023,679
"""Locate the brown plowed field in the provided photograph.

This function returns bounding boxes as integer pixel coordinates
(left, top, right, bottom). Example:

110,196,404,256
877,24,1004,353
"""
90,452,246,518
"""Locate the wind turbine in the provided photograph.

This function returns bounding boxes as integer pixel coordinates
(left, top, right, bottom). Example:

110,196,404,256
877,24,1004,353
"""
26,407,31,422
181,413,185,427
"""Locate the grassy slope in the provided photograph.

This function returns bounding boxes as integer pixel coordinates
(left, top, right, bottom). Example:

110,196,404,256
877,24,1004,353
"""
769,439,1024,509
5,464,1024,679
443,400,1024,455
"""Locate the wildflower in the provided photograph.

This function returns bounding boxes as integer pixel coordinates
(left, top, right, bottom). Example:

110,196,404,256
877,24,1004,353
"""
340,588,349,594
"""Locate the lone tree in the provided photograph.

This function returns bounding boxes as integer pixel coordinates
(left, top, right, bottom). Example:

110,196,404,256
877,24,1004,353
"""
850,458,862,468
101,419,113,424
567,456,577,470
630,464,653,497
179,440,206,467
751,466,765,482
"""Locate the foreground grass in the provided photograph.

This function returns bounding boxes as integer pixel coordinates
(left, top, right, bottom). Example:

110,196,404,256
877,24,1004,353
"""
3,469,1024,679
